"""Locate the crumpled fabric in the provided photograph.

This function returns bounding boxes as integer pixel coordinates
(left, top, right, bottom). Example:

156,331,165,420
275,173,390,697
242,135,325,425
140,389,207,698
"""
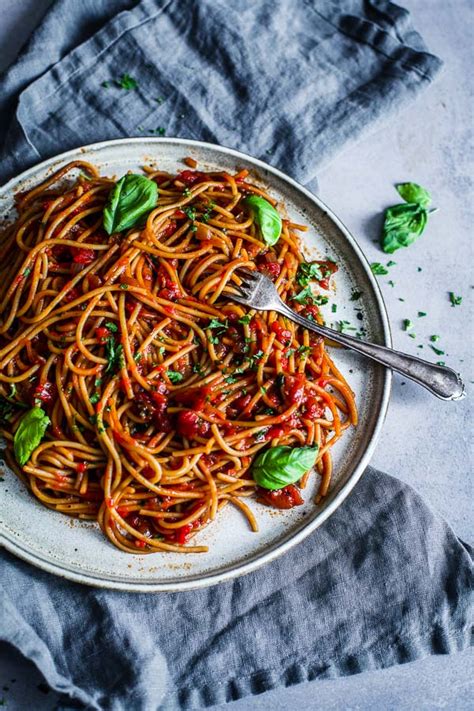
2,2,471,710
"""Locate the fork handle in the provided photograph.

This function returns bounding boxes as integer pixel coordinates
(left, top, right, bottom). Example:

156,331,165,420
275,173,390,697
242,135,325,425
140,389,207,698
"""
276,304,465,401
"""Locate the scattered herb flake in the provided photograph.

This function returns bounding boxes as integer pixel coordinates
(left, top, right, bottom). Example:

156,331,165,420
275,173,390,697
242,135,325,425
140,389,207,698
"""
370,263,389,276
116,74,138,90
166,370,184,384
331,304,337,313
430,335,440,342
417,311,427,317
449,292,462,307
350,290,363,301
402,319,413,331
430,345,445,356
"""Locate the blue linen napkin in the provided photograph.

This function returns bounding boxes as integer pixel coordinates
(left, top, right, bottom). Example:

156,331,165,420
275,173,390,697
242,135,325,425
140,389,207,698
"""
0,1,472,709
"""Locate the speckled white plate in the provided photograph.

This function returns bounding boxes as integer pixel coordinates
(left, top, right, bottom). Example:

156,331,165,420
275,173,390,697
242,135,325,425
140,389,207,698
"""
0,138,391,591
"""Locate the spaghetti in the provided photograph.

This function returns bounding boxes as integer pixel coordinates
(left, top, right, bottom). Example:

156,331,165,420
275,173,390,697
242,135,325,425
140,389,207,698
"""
0,160,357,553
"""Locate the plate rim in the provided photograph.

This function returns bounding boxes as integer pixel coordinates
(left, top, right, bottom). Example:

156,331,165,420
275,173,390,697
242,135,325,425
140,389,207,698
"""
0,137,392,592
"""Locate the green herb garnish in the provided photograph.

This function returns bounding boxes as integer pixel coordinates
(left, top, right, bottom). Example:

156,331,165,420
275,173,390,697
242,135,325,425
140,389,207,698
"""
402,319,414,331
431,345,445,356
116,74,138,90
417,312,427,317
296,262,324,287
449,292,462,307
166,371,184,384
430,335,440,342
103,174,158,235
350,290,363,301
370,263,389,276
243,195,282,246
381,183,433,254
292,287,315,304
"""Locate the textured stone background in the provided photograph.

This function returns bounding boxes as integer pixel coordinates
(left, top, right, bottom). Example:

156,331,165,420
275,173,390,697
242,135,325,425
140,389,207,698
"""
0,1,472,709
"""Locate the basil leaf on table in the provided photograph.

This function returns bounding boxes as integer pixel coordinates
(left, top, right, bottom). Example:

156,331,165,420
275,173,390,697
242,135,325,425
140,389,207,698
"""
252,445,318,490
382,203,428,254
14,407,50,466
103,174,158,234
396,182,432,208
243,195,282,246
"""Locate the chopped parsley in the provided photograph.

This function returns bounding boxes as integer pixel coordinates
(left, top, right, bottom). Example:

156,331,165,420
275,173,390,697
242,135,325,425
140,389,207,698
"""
23,267,31,278
402,319,413,331
388,280,395,287
202,201,216,223
116,74,138,90
417,312,427,318
207,318,228,330
292,286,316,304
166,370,184,384
296,262,323,287
350,290,363,301
105,338,124,373
238,314,252,325
430,335,440,342
183,206,197,221
90,392,100,405
331,304,337,313
386,260,397,267
183,187,192,198
224,375,237,384
314,295,329,305
370,263,389,276
297,345,311,355
102,81,111,88
337,320,356,333
192,363,205,375
430,345,445,356
105,321,118,332
449,292,462,307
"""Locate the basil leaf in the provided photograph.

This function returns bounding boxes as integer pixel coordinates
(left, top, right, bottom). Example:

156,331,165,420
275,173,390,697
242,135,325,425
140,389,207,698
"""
243,195,282,246
381,203,428,254
14,407,50,466
396,182,431,208
252,445,318,491
103,174,158,235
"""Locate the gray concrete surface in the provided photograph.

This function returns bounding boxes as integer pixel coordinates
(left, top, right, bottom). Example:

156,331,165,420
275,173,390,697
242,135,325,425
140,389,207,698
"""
0,0,472,709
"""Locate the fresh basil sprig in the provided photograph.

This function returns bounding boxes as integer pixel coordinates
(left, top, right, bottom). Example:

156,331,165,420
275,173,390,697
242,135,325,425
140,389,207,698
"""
381,182,433,254
243,195,282,246
103,174,158,235
252,445,318,491
14,407,50,466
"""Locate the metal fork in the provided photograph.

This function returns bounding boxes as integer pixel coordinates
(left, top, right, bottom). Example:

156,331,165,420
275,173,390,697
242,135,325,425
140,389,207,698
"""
230,268,465,401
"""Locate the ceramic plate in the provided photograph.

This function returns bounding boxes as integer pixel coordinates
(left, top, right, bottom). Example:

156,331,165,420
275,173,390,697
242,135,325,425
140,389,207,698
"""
0,138,391,591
